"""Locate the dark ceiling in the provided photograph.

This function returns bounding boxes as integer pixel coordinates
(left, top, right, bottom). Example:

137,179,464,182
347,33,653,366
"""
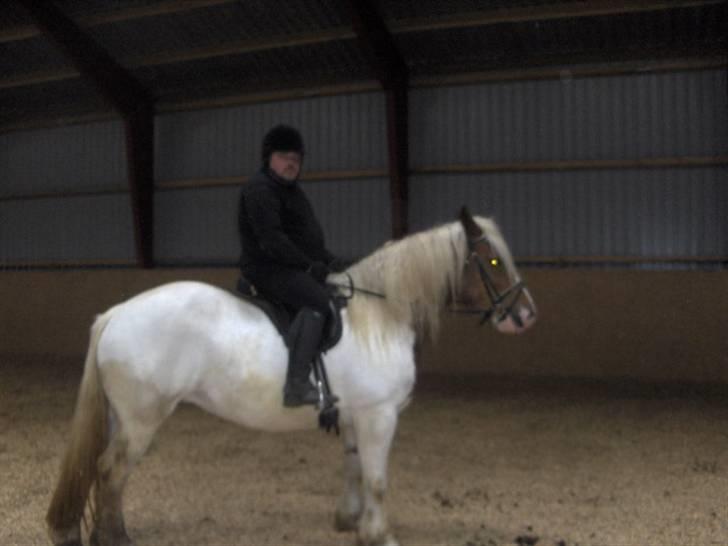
1,0,726,131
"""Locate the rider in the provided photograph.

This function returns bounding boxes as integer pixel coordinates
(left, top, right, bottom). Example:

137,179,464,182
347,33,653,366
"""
238,124,343,407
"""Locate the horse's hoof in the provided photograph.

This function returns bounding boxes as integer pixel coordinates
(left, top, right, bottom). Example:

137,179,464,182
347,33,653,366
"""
48,525,82,546
334,510,359,532
356,532,399,546
90,529,135,546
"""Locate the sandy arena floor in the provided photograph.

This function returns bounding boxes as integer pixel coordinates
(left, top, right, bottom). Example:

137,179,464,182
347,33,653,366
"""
2,356,728,546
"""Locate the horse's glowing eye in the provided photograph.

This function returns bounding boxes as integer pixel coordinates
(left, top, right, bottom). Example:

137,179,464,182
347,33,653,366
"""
490,258,499,267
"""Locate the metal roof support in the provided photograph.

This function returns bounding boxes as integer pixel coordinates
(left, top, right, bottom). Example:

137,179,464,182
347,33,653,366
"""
17,0,156,268
385,85,409,239
125,106,155,268
348,0,409,239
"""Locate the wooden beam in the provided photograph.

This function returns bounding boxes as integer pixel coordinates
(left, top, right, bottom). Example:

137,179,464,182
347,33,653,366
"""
72,0,237,26
2,255,724,271
5,155,724,202
0,259,137,269
413,156,728,175
348,0,409,238
0,29,356,91
157,81,380,113
156,169,389,190
130,29,355,68
0,25,39,43
390,0,726,34
0,111,119,135
517,255,728,265
17,0,156,268
0,68,80,91
0,0,238,43
0,187,128,202
411,57,728,87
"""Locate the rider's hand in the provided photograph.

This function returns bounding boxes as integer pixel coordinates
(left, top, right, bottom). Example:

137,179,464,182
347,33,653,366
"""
307,261,330,283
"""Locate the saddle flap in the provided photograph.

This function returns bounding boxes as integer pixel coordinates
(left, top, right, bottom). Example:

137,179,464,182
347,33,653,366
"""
235,275,345,351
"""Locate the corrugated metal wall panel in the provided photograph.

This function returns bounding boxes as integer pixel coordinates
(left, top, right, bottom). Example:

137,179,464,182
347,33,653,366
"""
0,121,127,195
155,187,239,264
409,168,727,258
410,70,728,166
0,195,135,263
1,70,724,266
302,177,392,257
155,92,388,181
155,177,392,264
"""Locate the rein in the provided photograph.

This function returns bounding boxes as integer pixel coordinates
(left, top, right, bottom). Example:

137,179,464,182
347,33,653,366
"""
328,273,387,300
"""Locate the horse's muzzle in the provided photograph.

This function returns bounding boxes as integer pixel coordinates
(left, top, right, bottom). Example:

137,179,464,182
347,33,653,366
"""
495,302,537,335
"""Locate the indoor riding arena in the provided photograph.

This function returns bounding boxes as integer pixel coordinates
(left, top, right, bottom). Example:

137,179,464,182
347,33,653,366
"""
1,2,727,546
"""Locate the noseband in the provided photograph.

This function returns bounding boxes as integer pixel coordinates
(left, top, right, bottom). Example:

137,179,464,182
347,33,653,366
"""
457,235,527,327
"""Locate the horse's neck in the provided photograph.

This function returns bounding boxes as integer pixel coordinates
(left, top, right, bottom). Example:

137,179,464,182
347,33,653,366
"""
344,224,462,339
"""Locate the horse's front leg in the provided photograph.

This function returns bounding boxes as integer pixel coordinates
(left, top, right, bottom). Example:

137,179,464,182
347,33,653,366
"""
335,423,363,532
352,405,400,546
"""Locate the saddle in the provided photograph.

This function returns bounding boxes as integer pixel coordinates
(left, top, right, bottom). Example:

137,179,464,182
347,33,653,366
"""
235,275,346,353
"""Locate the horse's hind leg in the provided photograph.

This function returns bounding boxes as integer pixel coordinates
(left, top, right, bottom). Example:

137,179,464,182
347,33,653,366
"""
91,404,169,546
91,427,133,546
352,405,400,546
334,423,363,532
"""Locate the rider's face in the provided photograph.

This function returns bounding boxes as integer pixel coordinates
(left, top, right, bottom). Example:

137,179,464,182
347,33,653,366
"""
269,151,302,181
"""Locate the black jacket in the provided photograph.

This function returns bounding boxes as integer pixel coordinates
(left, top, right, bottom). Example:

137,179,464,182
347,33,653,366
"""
238,168,335,274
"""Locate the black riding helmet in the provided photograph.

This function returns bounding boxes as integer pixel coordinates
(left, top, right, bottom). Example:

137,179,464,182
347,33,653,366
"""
262,125,305,167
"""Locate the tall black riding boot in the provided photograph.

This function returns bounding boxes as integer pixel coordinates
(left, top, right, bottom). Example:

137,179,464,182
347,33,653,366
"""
283,308,325,407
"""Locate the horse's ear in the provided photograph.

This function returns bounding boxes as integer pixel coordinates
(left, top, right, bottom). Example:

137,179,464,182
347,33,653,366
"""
459,206,482,239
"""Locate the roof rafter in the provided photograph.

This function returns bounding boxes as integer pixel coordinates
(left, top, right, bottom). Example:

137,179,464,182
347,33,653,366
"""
0,29,356,91
1,0,237,43
389,0,725,34
1,0,722,91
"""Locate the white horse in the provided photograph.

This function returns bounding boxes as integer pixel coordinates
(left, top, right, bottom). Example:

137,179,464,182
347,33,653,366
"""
46,207,537,546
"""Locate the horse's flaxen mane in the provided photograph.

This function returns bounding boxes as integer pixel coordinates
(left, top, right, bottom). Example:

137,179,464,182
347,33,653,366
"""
336,216,512,342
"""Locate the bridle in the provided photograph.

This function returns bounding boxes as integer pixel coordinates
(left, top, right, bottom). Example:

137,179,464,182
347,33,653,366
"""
329,233,530,328
454,234,528,327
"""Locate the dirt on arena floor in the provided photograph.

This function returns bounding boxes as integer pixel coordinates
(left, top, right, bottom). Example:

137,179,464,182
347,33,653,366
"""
2,355,728,546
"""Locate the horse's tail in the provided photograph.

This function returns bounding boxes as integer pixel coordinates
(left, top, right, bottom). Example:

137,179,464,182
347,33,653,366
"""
46,310,114,537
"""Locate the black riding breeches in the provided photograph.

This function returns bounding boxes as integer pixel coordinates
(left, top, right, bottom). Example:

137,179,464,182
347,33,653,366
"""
244,266,330,317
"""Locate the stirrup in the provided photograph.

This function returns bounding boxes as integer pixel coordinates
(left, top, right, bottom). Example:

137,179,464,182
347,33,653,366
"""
312,354,340,434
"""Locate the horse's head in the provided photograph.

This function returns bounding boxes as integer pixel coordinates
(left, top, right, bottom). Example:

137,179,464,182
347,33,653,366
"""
456,206,537,334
